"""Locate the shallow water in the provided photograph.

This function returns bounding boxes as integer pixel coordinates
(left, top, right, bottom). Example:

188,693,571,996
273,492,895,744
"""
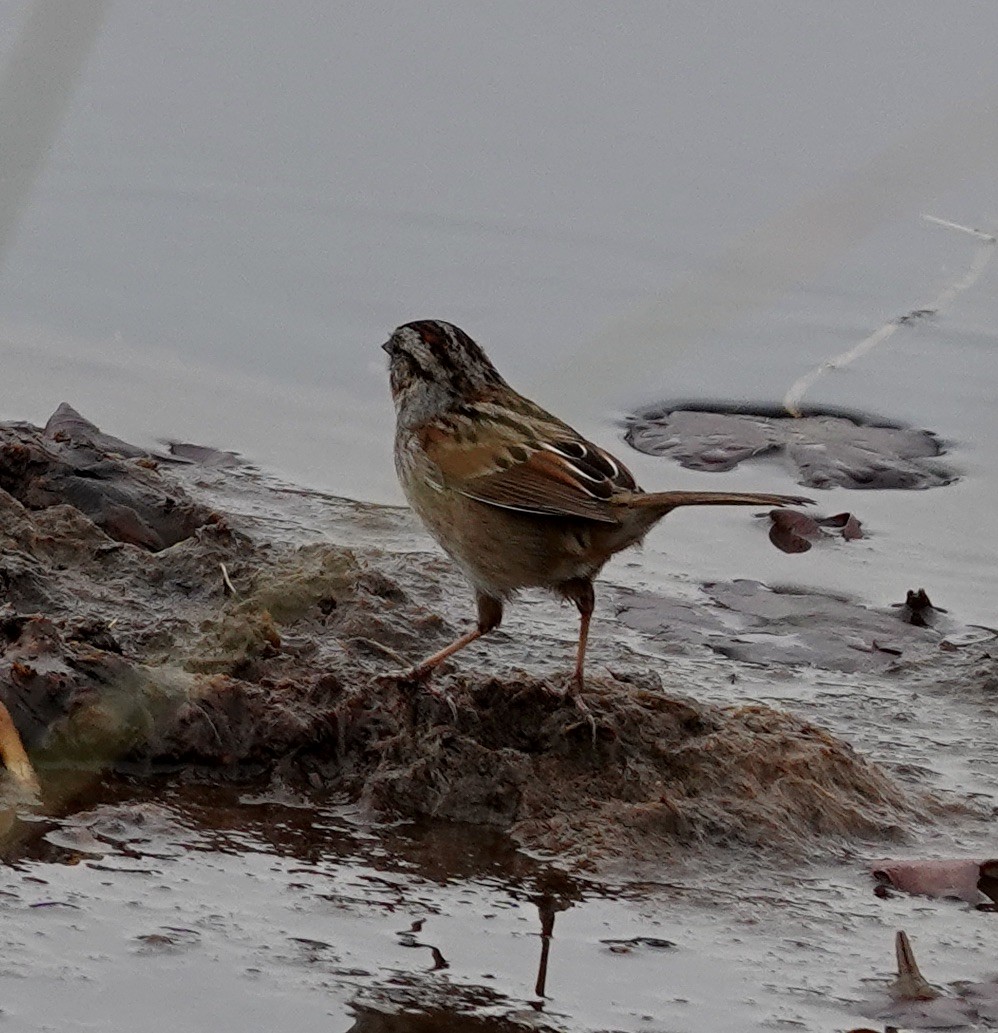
2,3,998,625
2,3,998,1030
1,757,995,1033
2,457,996,1032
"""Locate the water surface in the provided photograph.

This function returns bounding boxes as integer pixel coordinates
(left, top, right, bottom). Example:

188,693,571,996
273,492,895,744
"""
2,4,998,1030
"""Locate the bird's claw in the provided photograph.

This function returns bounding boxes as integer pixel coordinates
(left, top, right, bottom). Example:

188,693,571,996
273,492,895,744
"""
564,678,598,745
395,663,433,685
428,684,460,722
386,665,459,721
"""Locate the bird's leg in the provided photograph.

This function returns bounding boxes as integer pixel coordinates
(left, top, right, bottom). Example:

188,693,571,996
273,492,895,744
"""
409,592,503,680
410,627,486,676
561,579,597,740
562,578,595,692
572,597,592,692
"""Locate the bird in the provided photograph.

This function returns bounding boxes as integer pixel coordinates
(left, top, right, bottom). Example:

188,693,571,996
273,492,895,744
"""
384,319,810,707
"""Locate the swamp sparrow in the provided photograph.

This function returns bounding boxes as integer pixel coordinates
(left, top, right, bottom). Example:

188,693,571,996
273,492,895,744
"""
384,320,810,698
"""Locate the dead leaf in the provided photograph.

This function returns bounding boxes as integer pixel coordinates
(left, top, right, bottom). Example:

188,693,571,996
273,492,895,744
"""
872,858,998,904
765,508,864,553
819,511,864,539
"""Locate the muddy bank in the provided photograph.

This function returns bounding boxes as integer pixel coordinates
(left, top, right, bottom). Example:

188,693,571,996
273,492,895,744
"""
0,410,977,866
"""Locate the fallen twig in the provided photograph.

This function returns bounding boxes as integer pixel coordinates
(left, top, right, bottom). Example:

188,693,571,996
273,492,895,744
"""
219,562,239,598
783,215,996,416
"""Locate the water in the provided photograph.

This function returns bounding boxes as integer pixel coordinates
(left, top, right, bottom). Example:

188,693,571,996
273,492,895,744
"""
2,2,998,622
2,2,998,1029
0,777,992,1033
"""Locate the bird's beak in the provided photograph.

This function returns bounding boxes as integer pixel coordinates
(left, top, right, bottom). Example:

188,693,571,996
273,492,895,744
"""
381,339,394,355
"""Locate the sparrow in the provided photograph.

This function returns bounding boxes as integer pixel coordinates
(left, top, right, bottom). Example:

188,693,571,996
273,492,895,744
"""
384,319,810,702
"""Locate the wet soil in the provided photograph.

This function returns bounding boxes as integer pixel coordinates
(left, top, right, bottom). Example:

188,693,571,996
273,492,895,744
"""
2,408,998,1031
0,411,950,868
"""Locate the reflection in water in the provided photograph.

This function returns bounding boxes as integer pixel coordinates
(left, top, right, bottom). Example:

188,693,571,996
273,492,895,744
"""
527,872,581,1003
533,897,555,1000
396,918,450,972
8,775,998,1032
346,1004,536,1033
3,778,601,1026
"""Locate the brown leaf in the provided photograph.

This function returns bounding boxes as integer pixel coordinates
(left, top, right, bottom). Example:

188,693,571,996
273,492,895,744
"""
818,511,864,540
767,508,816,553
766,508,865,552
872,858,998,904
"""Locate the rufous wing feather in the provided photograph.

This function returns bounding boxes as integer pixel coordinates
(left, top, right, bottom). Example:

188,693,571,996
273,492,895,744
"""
456,451,621,523
422,418,632,524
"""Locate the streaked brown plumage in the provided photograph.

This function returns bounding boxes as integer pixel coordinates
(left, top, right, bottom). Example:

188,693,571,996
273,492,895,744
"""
385,319,811,697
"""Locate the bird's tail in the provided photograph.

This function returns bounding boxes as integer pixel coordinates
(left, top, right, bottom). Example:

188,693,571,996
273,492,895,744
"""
623,489,813,516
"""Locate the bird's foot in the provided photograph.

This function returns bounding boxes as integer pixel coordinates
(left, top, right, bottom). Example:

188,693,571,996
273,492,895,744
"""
563,677,597,745
407,669,460,718
399,662,433,684
388,664,459,722
426,683,460,722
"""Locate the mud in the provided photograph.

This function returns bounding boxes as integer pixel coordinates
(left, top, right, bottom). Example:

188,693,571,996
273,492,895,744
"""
0,410,956,868
3,409,998,1030
625,406,955,490
614,577,990,673
1,411,217,550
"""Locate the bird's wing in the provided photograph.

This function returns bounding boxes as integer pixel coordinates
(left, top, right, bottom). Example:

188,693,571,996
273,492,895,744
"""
419,400,638,524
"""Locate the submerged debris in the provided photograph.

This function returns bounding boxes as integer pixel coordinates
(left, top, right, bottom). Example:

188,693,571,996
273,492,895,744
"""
165,441,247,468
862,930,994,1028
617,579,946,673
625,408,953,490
893,588,946,628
